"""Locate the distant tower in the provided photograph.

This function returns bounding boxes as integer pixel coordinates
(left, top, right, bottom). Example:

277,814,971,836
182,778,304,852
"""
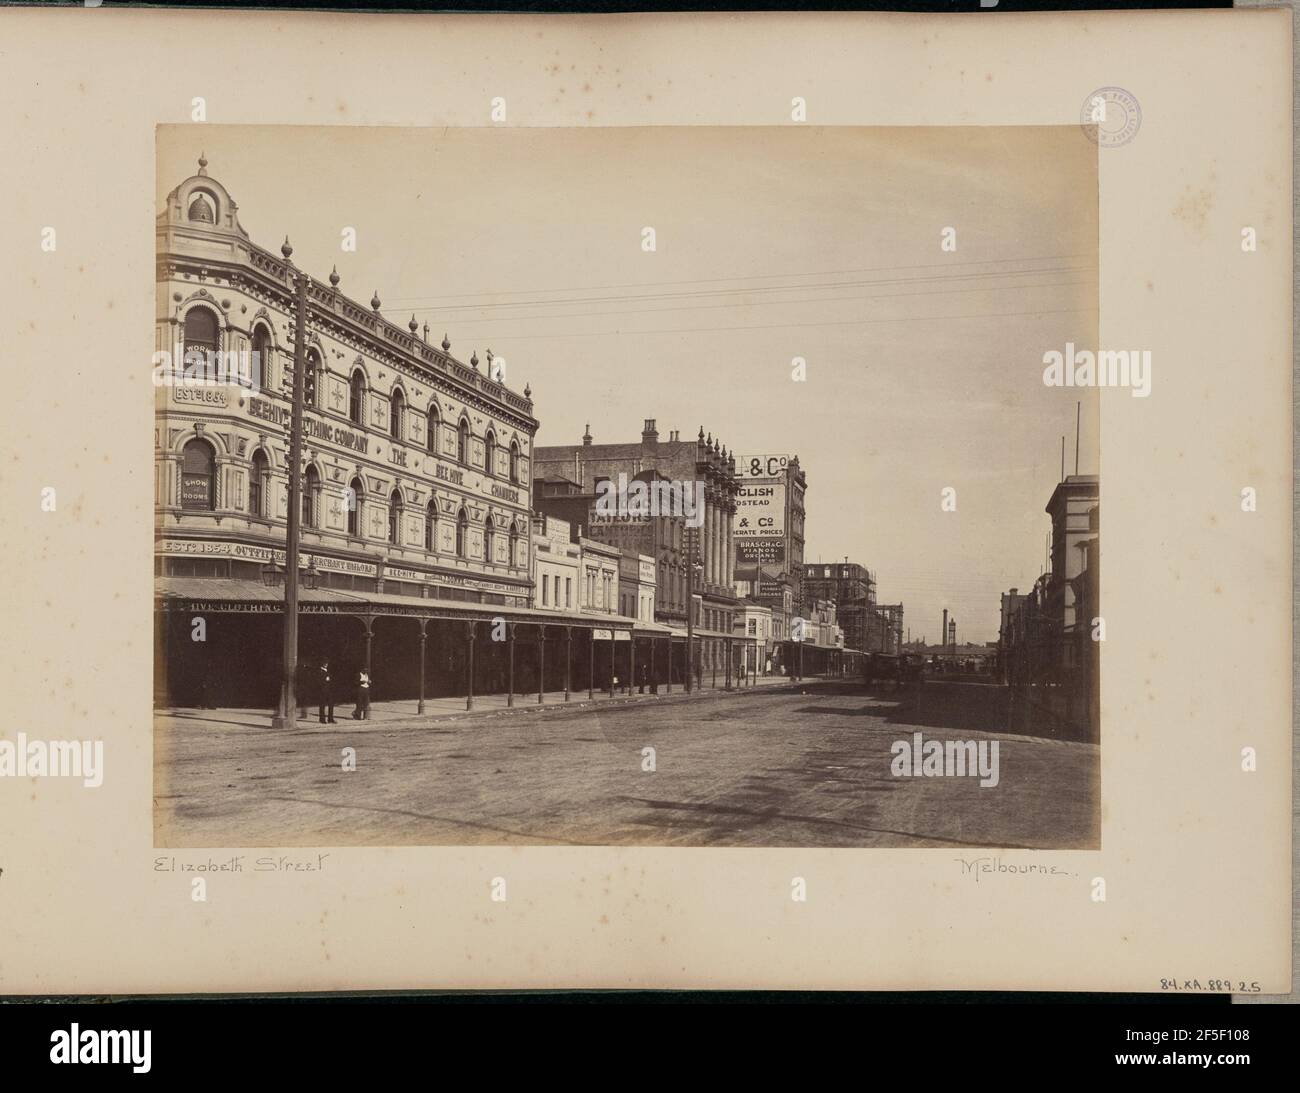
942,608,948,650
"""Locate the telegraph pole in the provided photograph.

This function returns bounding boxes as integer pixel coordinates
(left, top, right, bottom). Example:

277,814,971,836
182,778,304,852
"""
685,523,696,694
272,240,308,729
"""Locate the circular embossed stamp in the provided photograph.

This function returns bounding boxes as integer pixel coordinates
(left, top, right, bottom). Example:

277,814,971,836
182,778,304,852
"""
1080,86,1141,147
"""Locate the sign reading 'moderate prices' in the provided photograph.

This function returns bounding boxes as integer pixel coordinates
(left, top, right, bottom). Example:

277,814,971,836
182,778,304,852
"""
734,483,786,538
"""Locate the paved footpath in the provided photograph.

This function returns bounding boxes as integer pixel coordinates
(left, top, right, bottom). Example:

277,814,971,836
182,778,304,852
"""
155,680,1099,849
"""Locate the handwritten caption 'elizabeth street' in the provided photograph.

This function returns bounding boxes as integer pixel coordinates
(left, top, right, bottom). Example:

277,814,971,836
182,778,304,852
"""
154,854,329,873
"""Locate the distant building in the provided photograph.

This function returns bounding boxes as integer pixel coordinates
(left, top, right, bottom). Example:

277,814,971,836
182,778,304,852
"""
533,419,741,672
578,537,621,616
998,474,1100,741
531,515,580,612
734,601,774,676
619,552,657,624
799,562,901,653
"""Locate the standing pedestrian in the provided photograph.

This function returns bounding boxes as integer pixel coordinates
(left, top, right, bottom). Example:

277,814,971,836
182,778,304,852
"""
355,667,371,720
317,660,336,724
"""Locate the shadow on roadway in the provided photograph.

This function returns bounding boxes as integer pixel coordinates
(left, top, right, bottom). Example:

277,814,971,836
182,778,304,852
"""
790,681,1093,744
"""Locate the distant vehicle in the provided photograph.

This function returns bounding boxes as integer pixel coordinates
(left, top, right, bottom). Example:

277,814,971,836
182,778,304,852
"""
864,652,921,690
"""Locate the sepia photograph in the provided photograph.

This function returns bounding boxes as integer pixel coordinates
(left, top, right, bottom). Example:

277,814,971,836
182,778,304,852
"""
0,0,1293,1023
153,124,1101,849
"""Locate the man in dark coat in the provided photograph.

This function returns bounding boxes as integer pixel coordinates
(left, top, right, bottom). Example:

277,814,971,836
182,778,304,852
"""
317,660,336,724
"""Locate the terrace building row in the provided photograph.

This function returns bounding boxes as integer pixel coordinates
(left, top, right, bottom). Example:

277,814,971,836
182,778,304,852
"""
153,159,710,711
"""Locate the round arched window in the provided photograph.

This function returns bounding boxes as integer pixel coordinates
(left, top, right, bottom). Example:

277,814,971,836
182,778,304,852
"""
180,439,216,510
249,449,269,517
250,326,272,393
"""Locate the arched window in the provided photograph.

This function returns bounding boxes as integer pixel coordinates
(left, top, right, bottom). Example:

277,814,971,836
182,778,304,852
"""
427,404,440,454
424,500,437,552
389,388,405,439
455,507,468,558
484,516,496,564
509,441,520,485
457,418,470,465
180,438,216,511
348,370,365,425
303,464,321,529
249,325,272,393
183,307,219,380
347,476,364,537
508,523,519,568
249,449,269,518
484,430,497,477
304,348,321,408
388,489,403,545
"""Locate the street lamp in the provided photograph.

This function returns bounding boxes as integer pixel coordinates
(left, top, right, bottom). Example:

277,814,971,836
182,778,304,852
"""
261,556,320,591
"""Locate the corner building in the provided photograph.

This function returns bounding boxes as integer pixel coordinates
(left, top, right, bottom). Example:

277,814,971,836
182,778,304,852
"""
154,159,673,710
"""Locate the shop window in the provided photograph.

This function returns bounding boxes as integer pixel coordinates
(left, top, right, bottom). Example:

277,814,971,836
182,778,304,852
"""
349,370,365,424
249,449,268,518
347,476,364,537
389,488,403,545
427,404,440,454
303,464,320,528
457,418,470,465
250,325,272,392
390,388,405,439
180,438,216,510
424,501,437,552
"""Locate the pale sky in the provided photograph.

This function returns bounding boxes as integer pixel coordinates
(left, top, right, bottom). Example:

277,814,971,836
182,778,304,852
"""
159,124,1098,643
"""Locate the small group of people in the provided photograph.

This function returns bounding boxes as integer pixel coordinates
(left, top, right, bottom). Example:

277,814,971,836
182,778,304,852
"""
298,659,371,723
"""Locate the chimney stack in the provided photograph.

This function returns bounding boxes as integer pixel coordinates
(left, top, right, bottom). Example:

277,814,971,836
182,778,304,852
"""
942,608,948,651
642,418,659,454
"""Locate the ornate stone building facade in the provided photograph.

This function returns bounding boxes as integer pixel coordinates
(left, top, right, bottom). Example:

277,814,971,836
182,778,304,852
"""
155,158,536,606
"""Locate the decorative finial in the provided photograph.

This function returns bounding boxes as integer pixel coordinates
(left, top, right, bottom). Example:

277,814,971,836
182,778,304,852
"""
409,315,419,334
371,290,381,312
329,265,340,287
441,333,450,351
470,350,479,368
698,426,705,441
197,152,208,176
423,323,429,343
281,236,293,260
524,382,532,399
486,348,494,363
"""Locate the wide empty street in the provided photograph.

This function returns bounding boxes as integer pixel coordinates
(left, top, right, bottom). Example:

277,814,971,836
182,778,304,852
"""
154,682,1099,849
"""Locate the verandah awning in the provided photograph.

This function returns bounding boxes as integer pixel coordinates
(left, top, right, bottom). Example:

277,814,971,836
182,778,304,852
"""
153,577,677,635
